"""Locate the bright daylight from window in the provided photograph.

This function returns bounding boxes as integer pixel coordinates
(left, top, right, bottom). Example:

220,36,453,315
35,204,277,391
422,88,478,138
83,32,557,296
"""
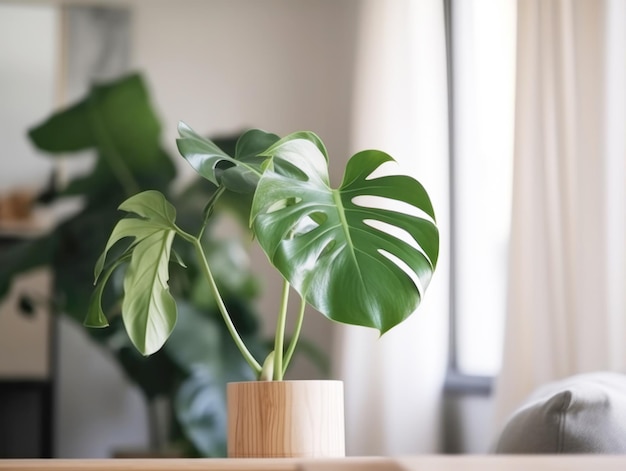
452,0,517,377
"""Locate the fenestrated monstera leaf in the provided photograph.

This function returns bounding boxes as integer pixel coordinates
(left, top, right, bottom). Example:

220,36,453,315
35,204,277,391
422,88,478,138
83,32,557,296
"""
250,134,439,334
89,190,179,355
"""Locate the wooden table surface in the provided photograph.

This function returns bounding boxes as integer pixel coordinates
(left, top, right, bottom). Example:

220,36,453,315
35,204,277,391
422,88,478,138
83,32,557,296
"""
2,455,626,471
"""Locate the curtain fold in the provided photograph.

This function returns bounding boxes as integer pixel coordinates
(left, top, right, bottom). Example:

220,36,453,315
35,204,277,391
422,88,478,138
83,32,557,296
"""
336,0,450,455
493,0,626,430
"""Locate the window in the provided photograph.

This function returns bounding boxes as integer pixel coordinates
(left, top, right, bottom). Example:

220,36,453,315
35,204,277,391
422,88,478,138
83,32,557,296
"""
448,0,517,378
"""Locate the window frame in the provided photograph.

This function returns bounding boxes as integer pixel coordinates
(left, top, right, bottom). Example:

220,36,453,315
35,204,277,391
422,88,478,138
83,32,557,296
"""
442,0,496,396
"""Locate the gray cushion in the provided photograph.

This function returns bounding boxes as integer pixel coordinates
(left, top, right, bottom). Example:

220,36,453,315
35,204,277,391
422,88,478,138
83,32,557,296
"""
493,372,626,453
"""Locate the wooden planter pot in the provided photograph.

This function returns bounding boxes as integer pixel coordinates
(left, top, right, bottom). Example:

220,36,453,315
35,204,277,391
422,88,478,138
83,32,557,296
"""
227,380,345,458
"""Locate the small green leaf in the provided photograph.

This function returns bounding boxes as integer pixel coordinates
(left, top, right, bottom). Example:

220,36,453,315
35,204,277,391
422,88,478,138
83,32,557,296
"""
176,123,280,194
94,190,178,280
90,190,181,355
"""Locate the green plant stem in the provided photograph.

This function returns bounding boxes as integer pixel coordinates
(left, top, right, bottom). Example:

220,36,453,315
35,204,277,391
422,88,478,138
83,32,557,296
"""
282,295,305,376
179,230,261,375
198,185,226,240
273,279,290,381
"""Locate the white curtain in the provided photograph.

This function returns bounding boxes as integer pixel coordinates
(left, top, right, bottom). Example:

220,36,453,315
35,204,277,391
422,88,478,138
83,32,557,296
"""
493,0,626,428
336,0,450,455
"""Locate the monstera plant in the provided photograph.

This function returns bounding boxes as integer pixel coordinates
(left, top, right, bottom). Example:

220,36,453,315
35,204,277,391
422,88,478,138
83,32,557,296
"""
89,122,440,382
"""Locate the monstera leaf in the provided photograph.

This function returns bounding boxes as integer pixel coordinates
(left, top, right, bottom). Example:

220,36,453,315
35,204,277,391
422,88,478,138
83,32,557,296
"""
89,191,179,355
176,123,279,193
177,124,439,334
251,135,439,333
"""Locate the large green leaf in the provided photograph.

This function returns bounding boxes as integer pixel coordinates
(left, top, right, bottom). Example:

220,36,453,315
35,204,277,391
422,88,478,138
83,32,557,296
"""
90,191,179,355
251,135,439,333
28,73,176,200
30,74,160,159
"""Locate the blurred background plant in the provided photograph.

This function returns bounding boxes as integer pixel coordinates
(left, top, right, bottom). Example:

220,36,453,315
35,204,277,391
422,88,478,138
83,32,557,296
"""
0,73,285,457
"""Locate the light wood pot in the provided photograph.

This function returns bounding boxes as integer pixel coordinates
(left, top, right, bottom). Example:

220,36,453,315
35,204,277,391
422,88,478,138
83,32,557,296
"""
227,380,345,458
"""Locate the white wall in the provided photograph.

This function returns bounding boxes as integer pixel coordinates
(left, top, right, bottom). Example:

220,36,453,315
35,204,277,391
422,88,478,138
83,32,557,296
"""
131,0,359,185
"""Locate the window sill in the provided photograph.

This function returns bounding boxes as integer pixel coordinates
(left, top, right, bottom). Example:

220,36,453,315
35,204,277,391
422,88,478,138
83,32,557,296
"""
444,370,493,396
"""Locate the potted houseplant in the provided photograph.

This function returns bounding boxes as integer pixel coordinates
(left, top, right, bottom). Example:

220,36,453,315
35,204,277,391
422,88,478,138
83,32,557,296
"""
88,120,439,457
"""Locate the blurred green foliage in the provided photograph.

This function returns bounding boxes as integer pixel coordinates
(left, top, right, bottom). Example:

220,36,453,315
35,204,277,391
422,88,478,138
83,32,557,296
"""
0,73,267,456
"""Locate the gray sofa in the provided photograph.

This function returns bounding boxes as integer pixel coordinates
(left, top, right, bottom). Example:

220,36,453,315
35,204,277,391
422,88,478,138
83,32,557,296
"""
493,372,626,453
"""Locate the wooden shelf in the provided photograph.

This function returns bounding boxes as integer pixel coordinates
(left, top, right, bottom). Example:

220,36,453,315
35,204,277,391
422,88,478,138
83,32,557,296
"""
0,458,297,471
2,456,626,471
